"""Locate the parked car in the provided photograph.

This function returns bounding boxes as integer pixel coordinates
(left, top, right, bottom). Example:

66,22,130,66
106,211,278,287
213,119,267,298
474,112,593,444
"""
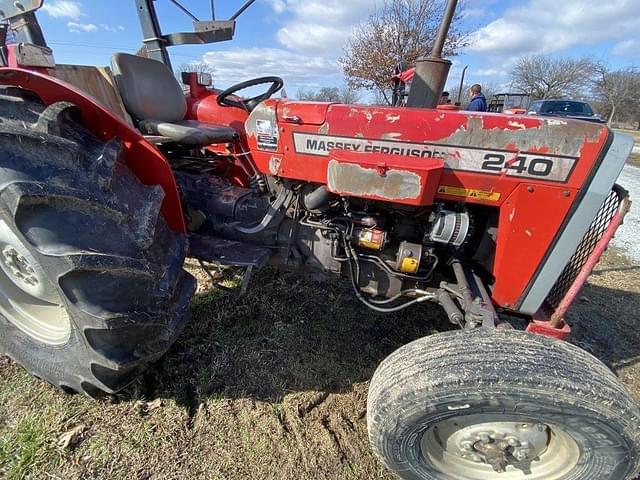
527,99,605,123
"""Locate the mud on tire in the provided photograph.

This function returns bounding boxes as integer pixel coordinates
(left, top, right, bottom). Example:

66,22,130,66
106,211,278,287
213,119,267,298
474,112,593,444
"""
0,88,196,397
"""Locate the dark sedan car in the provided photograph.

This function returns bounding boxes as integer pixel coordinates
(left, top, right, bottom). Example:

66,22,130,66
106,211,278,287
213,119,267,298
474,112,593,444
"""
527,100,605,123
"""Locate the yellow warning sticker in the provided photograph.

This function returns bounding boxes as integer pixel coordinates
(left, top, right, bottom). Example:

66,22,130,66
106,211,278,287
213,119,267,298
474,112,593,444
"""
438,186,501,202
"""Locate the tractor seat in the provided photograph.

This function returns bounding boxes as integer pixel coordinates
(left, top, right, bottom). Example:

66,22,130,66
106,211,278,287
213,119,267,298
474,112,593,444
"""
111,52,238,145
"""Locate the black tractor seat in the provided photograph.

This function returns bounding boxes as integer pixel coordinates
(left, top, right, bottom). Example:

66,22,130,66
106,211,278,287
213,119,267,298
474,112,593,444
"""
138,119,237,145
111,52,238,146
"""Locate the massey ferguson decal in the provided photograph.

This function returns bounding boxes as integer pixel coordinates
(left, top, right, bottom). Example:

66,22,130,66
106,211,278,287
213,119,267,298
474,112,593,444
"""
293,133,577,183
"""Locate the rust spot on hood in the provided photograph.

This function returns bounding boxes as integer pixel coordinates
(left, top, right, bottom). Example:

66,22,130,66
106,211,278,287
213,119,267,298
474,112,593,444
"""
438,115,603,157
327,160,421,200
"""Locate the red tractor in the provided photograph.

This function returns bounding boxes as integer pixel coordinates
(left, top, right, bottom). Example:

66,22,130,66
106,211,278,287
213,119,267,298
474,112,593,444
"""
0,1,638,479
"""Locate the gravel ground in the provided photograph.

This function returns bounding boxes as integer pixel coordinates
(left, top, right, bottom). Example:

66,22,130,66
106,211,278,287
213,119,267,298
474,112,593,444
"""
614,164,640,262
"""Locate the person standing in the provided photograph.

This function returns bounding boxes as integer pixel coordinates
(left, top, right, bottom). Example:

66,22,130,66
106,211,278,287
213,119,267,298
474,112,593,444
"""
467,84,487,112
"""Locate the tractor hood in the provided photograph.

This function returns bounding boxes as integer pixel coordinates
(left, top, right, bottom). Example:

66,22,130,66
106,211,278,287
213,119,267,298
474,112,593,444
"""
277,100,332,126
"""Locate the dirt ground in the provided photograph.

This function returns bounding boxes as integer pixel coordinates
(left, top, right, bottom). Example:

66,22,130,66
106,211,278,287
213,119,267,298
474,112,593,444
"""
1,244,639,480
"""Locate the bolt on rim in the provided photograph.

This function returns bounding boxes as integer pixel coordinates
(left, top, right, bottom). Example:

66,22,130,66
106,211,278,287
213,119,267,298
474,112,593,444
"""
421,414,580,479
0,221,70,345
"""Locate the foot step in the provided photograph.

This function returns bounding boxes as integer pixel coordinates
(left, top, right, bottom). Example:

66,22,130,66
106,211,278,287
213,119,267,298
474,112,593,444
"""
188,234,271,268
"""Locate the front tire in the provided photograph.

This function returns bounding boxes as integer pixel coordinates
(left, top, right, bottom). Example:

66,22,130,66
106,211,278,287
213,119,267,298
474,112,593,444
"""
367,328,640,480
0,89,196,397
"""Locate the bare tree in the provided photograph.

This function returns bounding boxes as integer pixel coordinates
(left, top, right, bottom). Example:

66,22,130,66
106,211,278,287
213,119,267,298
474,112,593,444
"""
173,62,217,93
340,0,469,104
175,62,215,79
296,86,361,104
592,65,640,126
510,55,598,100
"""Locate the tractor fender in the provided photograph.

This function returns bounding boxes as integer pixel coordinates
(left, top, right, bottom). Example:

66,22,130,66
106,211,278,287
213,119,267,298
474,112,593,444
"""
0,67,185,233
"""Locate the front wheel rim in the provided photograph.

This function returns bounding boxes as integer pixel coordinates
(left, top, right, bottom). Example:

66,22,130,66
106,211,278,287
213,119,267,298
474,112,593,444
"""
0,220,70,345
421,414,580,480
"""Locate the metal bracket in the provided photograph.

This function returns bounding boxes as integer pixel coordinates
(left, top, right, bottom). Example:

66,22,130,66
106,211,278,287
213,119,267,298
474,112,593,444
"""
163,21,235,46
135,0,247,68
13,42,54,67
240,265,254,295
448,260,498,328
526,319,571,340
198,259,255,298
0,0,43,21
189,234,271,269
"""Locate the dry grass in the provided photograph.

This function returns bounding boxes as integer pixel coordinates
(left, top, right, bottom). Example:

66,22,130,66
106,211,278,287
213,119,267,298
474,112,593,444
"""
1,252,640,479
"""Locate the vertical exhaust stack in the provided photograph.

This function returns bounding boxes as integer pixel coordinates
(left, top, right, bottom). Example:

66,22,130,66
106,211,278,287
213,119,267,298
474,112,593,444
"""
406,0,458,108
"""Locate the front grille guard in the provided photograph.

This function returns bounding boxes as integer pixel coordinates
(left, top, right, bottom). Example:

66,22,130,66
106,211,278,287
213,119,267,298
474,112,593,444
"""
526,185,631,339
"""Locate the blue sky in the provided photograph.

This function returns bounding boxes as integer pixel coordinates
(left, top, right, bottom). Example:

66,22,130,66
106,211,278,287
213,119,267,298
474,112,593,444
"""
36,0,640,95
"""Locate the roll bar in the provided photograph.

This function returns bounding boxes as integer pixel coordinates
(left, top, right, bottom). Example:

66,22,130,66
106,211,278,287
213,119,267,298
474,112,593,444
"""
0,0,258,69
135,0,257,69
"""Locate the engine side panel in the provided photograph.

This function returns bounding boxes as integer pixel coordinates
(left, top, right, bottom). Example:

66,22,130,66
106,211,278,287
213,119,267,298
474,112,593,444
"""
246,100,611,312
492,183,577,309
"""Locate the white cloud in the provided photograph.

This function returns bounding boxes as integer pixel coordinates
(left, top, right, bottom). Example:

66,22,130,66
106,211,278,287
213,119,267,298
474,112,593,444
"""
265,0,286,14
67,22,98,33
613,39,640,59
206,0,378,92
462,8,490,20
277,24,351,55
266,0,375,55
202,48,340,91
42,0,83,20
467,0,640,58
475,68,507,77
100,24,126,32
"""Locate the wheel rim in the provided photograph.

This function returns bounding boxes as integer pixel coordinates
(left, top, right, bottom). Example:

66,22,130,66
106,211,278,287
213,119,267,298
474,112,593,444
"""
0,220,70,345
421,414,580,480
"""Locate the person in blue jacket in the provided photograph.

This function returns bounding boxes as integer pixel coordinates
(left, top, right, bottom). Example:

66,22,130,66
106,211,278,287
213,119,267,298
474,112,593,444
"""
467,84,487,112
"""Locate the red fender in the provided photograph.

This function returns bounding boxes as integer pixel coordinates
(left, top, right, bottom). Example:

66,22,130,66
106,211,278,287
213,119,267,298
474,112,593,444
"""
0,67,186,233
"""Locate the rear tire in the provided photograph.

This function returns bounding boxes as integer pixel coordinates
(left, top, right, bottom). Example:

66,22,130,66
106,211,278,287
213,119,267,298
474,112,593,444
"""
0,89,196,397
367,328,640,480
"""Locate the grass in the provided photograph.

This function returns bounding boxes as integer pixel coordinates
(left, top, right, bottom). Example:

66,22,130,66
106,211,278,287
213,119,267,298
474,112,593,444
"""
1,253,640,479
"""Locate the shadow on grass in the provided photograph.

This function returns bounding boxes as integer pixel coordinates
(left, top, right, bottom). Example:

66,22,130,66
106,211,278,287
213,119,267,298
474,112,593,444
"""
569,281,640,375
118,259,640,412
120,268,454,409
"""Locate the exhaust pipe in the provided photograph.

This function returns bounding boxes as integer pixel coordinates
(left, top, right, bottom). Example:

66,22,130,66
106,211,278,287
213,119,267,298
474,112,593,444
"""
406,0,458,109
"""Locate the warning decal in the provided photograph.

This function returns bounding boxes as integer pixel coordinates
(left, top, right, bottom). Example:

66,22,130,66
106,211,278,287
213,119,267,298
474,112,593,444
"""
438,186,501,201
255,119,279,152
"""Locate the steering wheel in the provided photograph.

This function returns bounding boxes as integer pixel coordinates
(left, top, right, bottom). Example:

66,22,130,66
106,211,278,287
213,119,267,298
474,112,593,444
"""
217,76,284,111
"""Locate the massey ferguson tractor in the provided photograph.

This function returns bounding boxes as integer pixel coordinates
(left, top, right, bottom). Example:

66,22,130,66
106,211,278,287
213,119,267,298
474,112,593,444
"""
0,1,638,478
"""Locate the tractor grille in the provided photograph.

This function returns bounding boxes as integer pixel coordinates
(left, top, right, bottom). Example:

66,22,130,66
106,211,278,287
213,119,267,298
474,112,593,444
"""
545,186,626,309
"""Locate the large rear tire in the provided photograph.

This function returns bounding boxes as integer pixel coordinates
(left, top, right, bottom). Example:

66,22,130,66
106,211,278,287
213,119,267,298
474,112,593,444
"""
367,328,640,480
0,89,196,397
